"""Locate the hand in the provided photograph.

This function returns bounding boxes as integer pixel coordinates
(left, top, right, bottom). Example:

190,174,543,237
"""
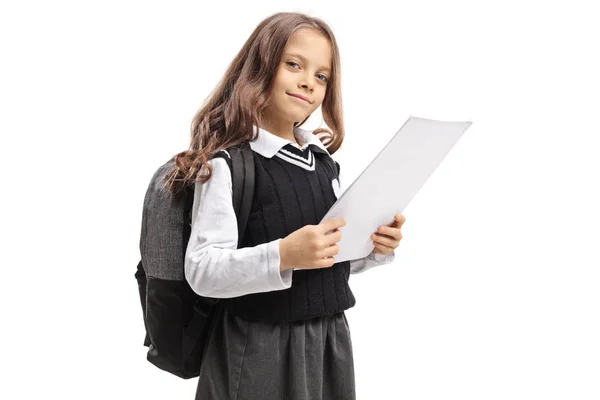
279,218,346,271
371,213,405,255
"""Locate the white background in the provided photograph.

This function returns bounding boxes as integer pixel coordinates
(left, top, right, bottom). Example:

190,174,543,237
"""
2,0,599,399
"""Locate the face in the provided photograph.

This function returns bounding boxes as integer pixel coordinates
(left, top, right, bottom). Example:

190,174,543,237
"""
263,28,332,127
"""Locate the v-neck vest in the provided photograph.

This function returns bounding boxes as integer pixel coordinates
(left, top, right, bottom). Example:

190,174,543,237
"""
213,143,356,322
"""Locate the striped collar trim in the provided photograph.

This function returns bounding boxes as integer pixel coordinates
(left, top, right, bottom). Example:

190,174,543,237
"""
249,124,330,159
277,143,315,168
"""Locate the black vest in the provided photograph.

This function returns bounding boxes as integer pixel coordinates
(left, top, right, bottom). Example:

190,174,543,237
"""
213,143,356,322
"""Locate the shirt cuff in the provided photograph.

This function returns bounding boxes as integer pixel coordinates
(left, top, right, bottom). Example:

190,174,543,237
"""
267,239,293,289
349,249,396,274
371,250,395,264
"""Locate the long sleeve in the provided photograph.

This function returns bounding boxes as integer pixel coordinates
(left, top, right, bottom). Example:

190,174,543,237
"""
184,156,395,299
184,157,293,298
335,161,396,274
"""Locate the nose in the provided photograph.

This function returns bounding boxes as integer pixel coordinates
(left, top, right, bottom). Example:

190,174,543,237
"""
298,74,315,92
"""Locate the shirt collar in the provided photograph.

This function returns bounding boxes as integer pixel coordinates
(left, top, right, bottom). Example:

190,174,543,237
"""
250,124,330,158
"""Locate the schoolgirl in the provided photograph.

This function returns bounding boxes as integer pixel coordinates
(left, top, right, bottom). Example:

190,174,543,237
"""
167,11,405,400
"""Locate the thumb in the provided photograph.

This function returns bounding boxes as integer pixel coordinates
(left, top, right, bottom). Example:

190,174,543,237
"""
322,218,346,233
390,213,405,228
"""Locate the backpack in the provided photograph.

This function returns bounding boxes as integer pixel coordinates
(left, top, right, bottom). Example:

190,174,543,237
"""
134,143,255,379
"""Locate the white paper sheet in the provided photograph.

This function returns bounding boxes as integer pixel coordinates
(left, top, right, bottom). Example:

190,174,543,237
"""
320,115,473,262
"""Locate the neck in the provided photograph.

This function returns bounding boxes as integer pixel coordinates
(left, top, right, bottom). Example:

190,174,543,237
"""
259,118,299,145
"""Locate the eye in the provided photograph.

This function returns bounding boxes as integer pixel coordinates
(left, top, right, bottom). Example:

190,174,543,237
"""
286,61,300,68
317,74,329,82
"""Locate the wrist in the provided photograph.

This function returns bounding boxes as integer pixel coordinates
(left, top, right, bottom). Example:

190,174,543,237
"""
279,238,289,272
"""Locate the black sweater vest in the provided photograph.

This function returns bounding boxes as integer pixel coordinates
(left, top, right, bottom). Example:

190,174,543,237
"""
213,143,356,322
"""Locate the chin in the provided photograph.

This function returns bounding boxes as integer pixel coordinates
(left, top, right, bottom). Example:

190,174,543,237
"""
281,110,308,123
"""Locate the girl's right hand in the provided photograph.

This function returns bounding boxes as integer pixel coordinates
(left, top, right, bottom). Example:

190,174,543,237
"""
279,218,346,271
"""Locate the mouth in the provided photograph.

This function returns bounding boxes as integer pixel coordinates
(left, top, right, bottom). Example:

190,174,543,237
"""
287,93,311,104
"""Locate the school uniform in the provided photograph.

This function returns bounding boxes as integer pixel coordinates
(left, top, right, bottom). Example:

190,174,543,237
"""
185,124,395,399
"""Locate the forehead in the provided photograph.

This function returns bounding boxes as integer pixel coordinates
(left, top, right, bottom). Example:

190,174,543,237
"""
283,28,332,69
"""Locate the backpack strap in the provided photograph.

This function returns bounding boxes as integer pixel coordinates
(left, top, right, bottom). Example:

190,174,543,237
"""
228,142,255,248
307,142,339,181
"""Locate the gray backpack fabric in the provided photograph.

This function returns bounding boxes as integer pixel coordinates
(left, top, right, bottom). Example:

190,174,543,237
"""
134,143,255,379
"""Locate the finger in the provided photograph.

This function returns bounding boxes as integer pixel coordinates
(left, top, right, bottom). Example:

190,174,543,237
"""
372,245,386,255
373,241,393,253
371,233,398,247
322,218,346,234
376,226,403,240
325,229,342,246
391,213,406,228
315,255,336,269
320,244,340,259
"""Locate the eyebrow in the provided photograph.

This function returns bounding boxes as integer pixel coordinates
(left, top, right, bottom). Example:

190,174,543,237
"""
284,53,332,73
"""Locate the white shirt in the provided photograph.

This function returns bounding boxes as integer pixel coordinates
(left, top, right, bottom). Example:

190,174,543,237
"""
184,124,395,298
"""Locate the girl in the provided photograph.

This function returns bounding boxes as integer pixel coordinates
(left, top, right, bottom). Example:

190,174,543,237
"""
169,11,405,400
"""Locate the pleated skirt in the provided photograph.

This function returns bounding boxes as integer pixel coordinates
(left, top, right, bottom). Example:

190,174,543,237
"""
194,301,356,400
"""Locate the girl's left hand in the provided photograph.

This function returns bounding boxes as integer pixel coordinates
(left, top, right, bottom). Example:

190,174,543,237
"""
371,213,405,255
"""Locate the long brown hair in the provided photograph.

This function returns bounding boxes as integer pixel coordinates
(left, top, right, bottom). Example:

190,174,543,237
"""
164,12,345,196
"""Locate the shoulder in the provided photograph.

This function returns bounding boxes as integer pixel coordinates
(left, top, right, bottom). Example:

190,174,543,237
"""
316,153,340,179
210,149,232,168
205,142,254,185
189,151,232,192
207,149,233,179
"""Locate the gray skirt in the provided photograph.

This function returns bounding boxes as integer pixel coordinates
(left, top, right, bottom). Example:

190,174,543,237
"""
195,301,356,400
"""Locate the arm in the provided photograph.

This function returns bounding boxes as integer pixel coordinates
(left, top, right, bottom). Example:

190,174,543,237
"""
349,251,395,274
184,157,293,298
